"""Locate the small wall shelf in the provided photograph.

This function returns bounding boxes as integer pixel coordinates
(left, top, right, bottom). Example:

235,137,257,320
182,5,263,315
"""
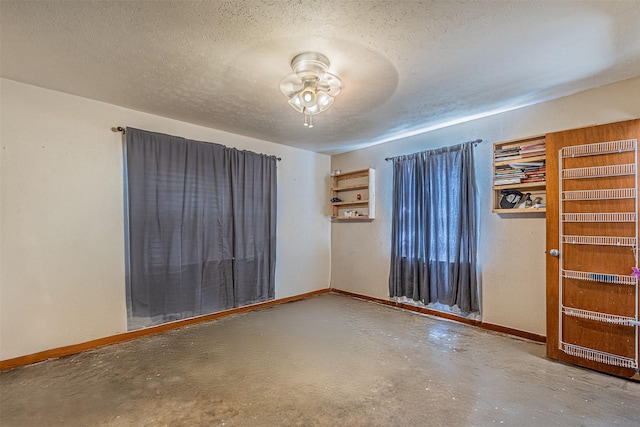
492,207,546,214
331,168,375,221
492,136,547,214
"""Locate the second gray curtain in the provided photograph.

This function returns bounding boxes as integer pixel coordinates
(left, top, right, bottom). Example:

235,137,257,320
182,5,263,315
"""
126,128,277,326
388,142,478,313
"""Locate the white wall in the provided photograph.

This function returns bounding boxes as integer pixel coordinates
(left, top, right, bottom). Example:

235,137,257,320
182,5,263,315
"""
330,76,640,337
2,77,638,360
0,79,331,360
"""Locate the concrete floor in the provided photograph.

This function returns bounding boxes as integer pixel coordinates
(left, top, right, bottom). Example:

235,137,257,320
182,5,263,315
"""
1,293,639,426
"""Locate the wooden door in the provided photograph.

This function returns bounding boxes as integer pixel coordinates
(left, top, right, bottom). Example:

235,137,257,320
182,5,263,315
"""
546,119,640,379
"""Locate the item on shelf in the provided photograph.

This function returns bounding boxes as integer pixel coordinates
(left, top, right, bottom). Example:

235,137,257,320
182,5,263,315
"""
330,197,342,203
500,189,524,209
588,273,618,283
533,197,545,209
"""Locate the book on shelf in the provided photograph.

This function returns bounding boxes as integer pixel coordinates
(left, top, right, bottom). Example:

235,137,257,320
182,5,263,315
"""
520,150,546,154
494,178,522,186
495,172,525,176
509,161,544,168
494,155,522,162
494,147,520,154
495,168,524,176
521,151,546,158
519,143,545,151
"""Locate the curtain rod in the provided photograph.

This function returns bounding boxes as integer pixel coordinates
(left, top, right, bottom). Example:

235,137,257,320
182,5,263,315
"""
384,138,483,161
112,126,282,161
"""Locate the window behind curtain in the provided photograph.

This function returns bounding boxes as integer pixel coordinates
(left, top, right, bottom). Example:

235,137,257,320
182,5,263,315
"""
125,128,277,329
388,142,479,314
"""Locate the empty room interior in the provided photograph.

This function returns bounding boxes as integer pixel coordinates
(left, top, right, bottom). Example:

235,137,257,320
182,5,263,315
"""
1,1,640,426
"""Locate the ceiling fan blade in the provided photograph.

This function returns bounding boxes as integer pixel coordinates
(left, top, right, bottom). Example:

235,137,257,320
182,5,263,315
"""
279,73,303,97
317,73,342,96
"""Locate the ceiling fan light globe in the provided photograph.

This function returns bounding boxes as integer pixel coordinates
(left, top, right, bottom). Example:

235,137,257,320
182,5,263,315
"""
300,88,317,108
316,91,334,111
305,104,321,115
287,95,304,113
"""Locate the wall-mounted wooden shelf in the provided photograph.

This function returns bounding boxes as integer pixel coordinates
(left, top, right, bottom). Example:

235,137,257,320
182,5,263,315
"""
331,168,375,222
492,207,547,214
493,136,547,214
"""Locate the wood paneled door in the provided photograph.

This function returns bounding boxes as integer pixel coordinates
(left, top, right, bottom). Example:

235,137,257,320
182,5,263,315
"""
546,119,640,380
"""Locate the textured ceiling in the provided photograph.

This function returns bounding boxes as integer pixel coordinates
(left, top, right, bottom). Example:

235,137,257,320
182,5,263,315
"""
1,1,639,154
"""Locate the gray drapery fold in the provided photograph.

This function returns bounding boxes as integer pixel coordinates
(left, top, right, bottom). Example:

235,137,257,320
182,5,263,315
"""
388,142,478,313
125,128,277,326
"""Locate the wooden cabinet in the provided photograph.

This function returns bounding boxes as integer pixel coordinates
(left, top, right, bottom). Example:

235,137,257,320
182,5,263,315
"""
331,168,375,221
493,135,547,213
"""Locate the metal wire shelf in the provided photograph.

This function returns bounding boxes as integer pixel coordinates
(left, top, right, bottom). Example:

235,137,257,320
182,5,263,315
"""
562,269,637,285
563,306,639,326
562,164,636,180
561,235,637,246
561,139,637,158
562,188,636,201
562,212,636,222
561,342,638,369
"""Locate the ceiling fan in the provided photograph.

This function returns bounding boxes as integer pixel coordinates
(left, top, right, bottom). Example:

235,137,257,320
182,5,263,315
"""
279,52,343,128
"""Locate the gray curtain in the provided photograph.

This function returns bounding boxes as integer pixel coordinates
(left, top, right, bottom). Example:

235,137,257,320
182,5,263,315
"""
388,142,478,313
125,128,277,326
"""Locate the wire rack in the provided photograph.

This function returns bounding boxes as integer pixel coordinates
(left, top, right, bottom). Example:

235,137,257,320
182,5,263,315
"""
563,306,639,326
562,269,637,285
561,343,638,369
561,139,637,158
562,163,636,180
561,235,637,246
562,188,636,201
558,137,638,371
562,212,636,222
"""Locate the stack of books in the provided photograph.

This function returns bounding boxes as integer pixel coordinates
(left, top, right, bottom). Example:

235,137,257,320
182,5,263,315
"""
494,140,546,186
494,140,546,162
494,164,526,186
494,146,521,162
511,161,546,183
519,141,546,158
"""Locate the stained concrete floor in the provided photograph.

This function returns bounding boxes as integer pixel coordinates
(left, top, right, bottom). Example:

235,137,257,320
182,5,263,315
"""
1,293,639,426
